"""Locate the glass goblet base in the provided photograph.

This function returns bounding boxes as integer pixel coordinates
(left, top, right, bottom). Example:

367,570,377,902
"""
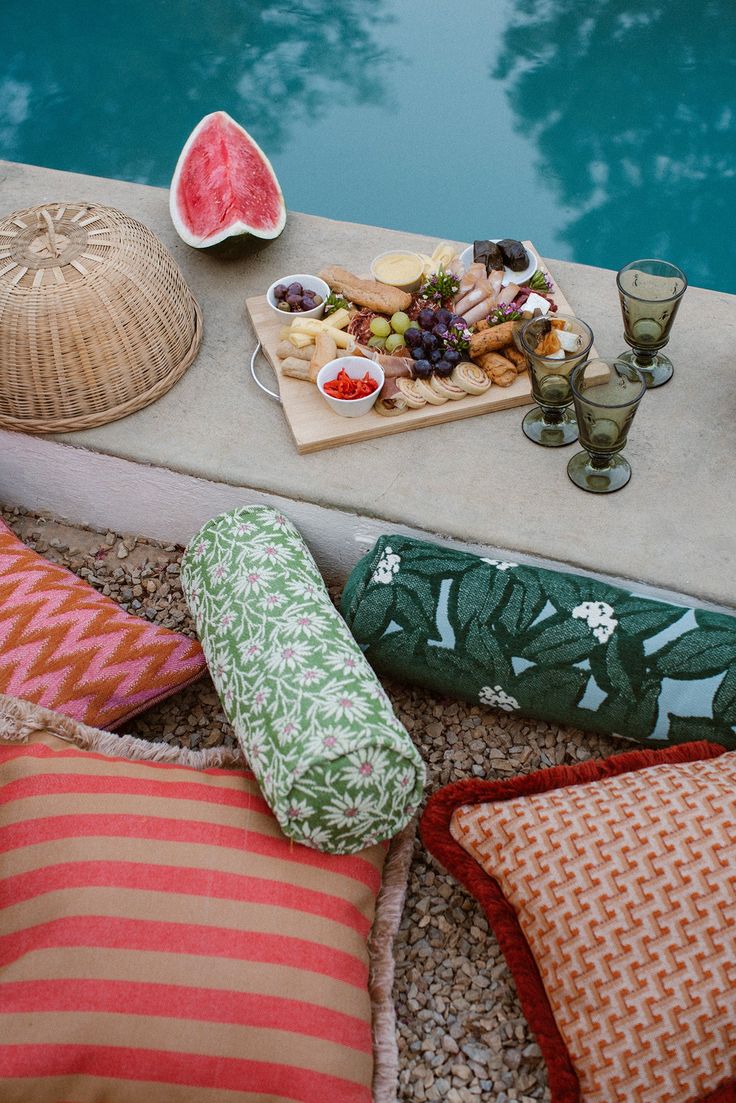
567,450,632,494
521,405,578,447
618,348,673,388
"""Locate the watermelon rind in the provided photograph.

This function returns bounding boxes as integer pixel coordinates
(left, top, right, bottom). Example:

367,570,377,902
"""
169,110,287,249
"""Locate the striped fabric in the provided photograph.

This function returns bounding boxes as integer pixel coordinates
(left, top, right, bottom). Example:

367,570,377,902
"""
0,737,387,1102
0,518,206,729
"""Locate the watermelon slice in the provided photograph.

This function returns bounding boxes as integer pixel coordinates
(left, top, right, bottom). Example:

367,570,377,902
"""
170,111,286,249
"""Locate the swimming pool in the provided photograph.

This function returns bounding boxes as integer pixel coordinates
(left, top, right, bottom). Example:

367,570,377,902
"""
1,0,734,292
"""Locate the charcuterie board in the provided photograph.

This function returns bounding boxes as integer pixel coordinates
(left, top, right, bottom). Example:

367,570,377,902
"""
246,242,599,454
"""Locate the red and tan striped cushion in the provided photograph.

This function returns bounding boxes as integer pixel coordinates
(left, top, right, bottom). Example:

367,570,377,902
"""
0,730,391,1102
0,517,206,729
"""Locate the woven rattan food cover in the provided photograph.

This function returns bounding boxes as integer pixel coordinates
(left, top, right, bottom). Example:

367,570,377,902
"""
0,202,203,432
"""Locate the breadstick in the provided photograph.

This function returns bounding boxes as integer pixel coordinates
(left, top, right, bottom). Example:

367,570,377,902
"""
468,321,517,357
476,352,518,386
276,340,314,362
281,356,312,381
503,344,527,371
309,331,338,383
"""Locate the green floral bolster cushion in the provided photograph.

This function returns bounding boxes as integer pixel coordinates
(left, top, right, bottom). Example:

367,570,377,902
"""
341,535,736,750
180,507,424,854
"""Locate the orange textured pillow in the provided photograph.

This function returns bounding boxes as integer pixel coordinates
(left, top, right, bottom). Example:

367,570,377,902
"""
0,518,206,728
421,743,736,1103
0,694,413,1103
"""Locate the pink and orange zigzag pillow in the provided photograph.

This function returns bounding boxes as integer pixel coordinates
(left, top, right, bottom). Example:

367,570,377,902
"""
0,518,206,729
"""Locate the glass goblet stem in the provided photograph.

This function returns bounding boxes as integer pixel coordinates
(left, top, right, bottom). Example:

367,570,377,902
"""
541,405,564,425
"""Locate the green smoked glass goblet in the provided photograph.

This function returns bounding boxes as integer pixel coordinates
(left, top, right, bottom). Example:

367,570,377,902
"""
616,259,687,388
518,314,594,447
567,358,646,493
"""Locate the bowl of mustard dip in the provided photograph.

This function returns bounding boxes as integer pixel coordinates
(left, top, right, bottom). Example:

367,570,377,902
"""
370,251,425,293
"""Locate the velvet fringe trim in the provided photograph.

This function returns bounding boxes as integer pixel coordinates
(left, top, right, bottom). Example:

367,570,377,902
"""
419,739,730,1103
0,692,413,1103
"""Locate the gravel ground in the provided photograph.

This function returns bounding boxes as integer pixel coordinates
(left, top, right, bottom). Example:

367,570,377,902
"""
3,506,622,1103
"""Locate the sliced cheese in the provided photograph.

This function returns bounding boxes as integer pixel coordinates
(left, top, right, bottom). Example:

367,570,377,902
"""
524,292,551,316
557,330,583,353
292,318,355,349
320,307,350,330
288,332,314,349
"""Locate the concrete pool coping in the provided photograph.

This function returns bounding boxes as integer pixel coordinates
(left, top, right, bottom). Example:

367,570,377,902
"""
1,159,734,609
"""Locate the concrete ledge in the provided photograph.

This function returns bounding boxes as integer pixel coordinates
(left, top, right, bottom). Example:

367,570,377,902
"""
3,430,731,615
1,160,734,608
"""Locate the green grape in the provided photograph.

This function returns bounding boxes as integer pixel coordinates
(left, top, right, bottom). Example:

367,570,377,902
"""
369,317,391,338
385,333,406,353
390,311,411,334
367,335,386,349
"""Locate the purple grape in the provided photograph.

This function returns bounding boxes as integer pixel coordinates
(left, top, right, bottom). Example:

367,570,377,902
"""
410,346,426,361
433,324,449,341
444,349,461,366
405,327,422,348
287,282,303,296
422,331,437,351
435,308,452,326
413,359,432,378
274,284,288,300
435,359,453,376
430,349,442,363
417,308,435,329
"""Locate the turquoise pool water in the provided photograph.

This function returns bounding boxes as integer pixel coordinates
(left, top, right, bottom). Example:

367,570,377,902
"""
1,0,734,292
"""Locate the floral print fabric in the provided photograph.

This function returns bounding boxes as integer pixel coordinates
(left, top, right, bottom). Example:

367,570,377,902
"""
341,535,736,749
180,507,424,854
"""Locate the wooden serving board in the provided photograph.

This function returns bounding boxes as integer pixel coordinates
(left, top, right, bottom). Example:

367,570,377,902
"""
246,243,597,454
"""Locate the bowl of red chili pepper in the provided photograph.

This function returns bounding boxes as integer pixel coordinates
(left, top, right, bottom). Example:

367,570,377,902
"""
316,356,384,418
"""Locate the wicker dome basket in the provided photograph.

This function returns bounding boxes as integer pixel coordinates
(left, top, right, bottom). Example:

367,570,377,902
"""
0,201,203,433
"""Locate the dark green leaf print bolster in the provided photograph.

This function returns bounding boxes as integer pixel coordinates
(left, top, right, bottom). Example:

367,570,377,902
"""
341,535,736,750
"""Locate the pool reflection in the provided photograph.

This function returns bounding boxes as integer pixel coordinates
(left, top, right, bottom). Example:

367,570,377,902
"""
494,0,736,289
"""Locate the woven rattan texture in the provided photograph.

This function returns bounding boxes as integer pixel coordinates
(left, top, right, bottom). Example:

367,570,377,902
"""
0,202,202,432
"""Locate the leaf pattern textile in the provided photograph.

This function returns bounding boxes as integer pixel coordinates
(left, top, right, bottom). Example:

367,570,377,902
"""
341,536,736,749
180,507,424,855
